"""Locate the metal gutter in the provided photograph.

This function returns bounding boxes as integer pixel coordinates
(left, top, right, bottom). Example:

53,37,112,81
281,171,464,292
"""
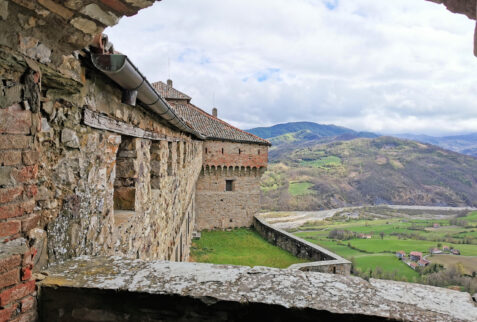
91,54,205,140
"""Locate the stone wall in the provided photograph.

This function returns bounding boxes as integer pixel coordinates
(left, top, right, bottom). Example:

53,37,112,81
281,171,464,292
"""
195,140,267,230
253,217,351,275
38,256,477,322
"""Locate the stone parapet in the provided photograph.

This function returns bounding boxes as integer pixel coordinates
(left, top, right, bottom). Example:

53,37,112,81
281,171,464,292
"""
38,256,477,321
253,216,351,275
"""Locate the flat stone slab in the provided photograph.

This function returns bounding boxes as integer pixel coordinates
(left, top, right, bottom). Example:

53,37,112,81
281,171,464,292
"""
40,256,477,321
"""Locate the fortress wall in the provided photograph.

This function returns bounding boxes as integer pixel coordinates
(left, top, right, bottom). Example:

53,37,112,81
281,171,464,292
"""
202,140,268,168
253,216,351,275
195,140,267,230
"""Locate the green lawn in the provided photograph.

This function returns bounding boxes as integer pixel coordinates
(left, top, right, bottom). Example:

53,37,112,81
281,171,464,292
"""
190,228,309,268
289,181,314,196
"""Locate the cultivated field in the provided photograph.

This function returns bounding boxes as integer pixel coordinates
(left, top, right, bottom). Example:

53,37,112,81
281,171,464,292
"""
277,206,477,282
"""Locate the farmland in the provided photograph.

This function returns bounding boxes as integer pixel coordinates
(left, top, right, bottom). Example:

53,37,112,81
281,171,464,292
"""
290,207,477,282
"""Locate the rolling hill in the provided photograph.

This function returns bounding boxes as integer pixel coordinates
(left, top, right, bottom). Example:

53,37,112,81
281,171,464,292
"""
395,133,477,157
260,135,477,211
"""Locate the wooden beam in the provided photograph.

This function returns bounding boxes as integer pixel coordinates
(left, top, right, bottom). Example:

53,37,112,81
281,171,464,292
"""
83,109,182,142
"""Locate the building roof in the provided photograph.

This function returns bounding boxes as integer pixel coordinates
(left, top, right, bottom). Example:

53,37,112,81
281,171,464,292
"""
169,102,270,145
410,251,422,257
151,80,271,146
152,81,192,101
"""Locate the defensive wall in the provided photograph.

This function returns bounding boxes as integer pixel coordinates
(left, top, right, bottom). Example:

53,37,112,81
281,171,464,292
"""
254,216,351,275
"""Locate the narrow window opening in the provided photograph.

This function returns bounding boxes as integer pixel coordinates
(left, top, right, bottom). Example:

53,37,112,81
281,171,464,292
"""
258,149,260,155
205,147,208,154
167,142,173,176
114,137,136,211
221,148,224,154
238,149,241,155
333,266,336,274
226,180,234,192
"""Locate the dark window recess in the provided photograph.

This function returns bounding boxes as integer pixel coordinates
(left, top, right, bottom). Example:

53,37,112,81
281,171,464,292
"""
238,149,241,154
225,180,233,192
205,148,208,154
258,149,260,155
221,148,224,154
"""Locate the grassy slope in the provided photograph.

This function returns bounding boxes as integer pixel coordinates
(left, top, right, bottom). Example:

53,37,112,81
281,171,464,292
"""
190,228,308,268
262,136,477,211
289,182,313,196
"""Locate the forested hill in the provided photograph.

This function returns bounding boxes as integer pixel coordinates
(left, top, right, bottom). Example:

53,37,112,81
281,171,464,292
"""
261,136,477,211
247,122,377,140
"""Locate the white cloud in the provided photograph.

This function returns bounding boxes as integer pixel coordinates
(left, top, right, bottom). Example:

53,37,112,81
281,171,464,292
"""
106,0,477,136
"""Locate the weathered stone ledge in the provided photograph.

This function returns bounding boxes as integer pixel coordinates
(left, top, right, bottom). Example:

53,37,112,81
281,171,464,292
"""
39,256,477,321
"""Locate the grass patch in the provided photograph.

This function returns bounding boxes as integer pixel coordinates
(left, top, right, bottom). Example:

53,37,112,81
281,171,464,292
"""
289,181,314,196
190,228,308,268
300,156,341,168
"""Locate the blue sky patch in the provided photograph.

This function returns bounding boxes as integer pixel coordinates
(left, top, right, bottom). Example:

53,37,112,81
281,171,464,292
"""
324,0,338,10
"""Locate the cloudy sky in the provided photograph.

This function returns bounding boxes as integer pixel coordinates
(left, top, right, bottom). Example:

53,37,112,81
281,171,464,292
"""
106,0,477,136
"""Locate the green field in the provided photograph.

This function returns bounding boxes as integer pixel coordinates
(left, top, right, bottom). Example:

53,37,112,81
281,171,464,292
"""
300,155,341,168
190,228,308,268
294,209,477,281
289,181,314,196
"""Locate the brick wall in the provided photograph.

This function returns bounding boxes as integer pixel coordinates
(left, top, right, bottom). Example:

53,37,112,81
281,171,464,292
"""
202,140,268,168
0,99,40,321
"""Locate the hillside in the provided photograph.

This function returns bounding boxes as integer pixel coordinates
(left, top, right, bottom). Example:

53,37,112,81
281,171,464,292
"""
247,122,376,140
261,136,477,211
395,133,477,157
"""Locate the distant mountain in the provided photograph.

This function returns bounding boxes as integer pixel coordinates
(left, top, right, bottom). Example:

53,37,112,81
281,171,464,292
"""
247,122,363,139
395,133,477,157
261,136,477,211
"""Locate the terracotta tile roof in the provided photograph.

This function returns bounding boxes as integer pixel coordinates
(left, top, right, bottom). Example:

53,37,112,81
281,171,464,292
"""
169,102,270,145
152,81,191,101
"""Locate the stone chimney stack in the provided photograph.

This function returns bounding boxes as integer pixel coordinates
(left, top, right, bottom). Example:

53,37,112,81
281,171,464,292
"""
212,107,218,117
167,79,173,87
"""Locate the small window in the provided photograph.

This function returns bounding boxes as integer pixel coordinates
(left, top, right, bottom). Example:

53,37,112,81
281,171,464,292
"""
238,149,241,155
225,180,233,192
221,148,224,154
258,149,260,155
205,148,208,154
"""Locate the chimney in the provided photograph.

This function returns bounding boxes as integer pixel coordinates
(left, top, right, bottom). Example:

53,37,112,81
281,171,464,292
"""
212,107,218,117
167,79,173,87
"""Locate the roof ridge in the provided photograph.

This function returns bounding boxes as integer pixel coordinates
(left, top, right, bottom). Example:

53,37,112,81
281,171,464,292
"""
185,102,271,145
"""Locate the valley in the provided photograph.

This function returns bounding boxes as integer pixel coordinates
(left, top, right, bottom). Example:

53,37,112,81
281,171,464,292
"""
260,206,477,292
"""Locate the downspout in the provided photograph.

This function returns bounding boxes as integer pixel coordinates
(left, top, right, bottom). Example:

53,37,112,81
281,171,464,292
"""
90,54,205,140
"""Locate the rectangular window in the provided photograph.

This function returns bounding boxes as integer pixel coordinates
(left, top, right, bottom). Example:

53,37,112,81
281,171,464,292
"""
226,180,233,192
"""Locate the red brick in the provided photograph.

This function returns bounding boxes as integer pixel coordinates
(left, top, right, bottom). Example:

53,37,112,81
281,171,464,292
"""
21,151,39,166
0,220,21,238
100,0,135,15
23,185,37,199
0,280,35,306
21,266,32,281
0,200,35,220
0,151,22,166
21,214,40,233
20,295,35,313
0,269,19,289
0,304,17,321
0,135,31,150
0,255,21,274
12,165,38,183
0,110,31,135
0,186,23,204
